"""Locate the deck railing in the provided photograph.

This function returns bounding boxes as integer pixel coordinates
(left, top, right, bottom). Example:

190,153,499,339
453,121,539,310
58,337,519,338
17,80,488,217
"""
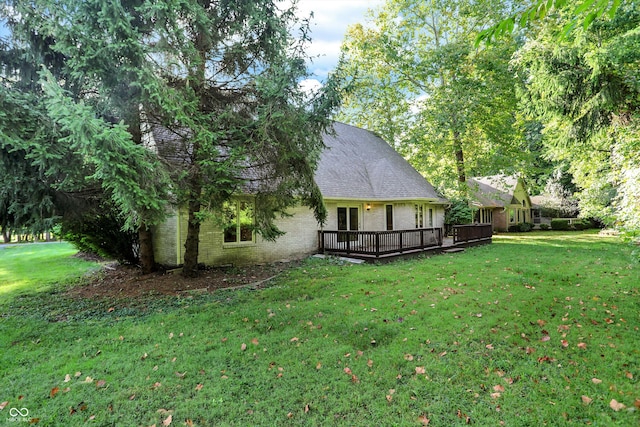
452,223,493,244
319,228,443,258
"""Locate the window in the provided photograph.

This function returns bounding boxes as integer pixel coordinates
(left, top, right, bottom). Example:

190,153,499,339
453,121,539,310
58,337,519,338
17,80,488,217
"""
223,199,254,243
428,208,433,228
386,205,394,230
337,207,359,231
414,204,424,228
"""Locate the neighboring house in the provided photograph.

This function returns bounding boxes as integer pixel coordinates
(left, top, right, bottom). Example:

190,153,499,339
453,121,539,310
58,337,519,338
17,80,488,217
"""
151,122,449,267
467,175,533,232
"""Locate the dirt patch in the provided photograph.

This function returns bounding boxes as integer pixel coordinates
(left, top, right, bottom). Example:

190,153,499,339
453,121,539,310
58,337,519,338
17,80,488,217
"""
68,261,299,300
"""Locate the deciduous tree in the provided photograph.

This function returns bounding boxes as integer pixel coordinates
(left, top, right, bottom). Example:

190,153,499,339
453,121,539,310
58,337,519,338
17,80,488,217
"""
338,0,530,196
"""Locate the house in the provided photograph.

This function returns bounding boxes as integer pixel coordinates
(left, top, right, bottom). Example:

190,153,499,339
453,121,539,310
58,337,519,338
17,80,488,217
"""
151,122,449,267
467,175,533,232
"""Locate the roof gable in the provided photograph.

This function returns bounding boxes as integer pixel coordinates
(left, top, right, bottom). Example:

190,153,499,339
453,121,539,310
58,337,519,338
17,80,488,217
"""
468,175,529,208
316,122,447,203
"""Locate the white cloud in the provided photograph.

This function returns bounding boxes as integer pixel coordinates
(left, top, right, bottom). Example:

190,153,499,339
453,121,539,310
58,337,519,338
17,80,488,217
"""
298,78,322,94
286,0,385,81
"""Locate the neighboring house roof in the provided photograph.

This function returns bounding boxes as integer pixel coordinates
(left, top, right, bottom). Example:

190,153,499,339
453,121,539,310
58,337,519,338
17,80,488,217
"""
316,122,448,203
467,175,523,208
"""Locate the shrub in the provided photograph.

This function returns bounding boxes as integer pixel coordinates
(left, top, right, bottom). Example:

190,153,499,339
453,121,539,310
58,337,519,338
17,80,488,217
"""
539,223,550,230
573,219,592,230
520,222,534,232
551,219,570,230
58,198,138,264
508,223,534,232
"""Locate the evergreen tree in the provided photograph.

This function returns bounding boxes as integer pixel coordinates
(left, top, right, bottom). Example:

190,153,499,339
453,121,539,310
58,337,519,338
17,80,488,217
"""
142,0,341,277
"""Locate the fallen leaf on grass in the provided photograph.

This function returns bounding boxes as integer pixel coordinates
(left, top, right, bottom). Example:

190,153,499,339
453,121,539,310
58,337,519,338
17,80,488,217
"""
625,371,633,379
591,378,602,384
577,342,587,349
493,385,505,392
609,399,626,411
415,367,426,375
540,335,550,342
491,392,501,399
581,395,592,405
290,337,299,342
162,414,172,426
175,372,186,378
404,354,414,361
561,340,569,348
240,343,247,351
251,338,259,345
537,319,546,327
417,415,430,425
634,399,640,409
0,401,8,410
50,387,60,398
64,374,71,383
96,380,106,388
195,384,203,391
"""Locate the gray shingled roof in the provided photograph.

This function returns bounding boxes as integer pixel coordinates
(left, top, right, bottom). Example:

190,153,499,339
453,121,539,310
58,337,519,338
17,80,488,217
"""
316,122,448,203
467,175,519,208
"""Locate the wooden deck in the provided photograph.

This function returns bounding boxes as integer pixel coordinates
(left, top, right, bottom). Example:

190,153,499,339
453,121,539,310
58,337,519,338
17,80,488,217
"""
318,224,492,263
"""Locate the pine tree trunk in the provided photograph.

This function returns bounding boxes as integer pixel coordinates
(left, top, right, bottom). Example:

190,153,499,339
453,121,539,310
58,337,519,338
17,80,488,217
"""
182,196,202,278
138,224,155,274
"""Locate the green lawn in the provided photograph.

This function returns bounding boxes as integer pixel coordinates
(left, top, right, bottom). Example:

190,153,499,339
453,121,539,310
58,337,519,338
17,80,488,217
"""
0,232,638,426
0,242,100,296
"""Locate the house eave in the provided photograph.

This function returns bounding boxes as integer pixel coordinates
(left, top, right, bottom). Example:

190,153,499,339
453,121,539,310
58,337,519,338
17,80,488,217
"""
323,196,448,204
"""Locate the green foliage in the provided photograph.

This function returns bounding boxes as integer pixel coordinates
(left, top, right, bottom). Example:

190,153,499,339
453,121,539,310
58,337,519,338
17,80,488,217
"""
445,198,474,226
572,218,593,231
0,233,638,425
539,223,551,230
509,222,534,232
337,0,532,194
58,199,138,264
477,0,622,44
551,219,570,230
512,3,640,232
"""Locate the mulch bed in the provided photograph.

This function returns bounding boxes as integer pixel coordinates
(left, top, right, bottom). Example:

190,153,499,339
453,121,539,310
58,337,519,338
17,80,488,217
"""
67,259,299,300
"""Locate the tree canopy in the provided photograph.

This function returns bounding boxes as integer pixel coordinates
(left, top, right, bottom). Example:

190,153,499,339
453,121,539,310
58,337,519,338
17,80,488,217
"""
338,0,533,196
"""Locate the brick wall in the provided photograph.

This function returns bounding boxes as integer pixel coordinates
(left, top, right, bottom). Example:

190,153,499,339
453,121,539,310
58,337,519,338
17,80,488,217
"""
153,204,320,267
